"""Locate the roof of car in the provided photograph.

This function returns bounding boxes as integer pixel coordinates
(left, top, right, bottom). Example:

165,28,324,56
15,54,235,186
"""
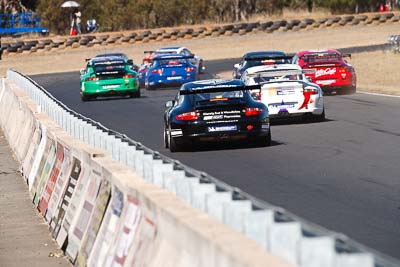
95,52,128,59
243,50,286,59
157,46,182,51
90,56,126,64
245,64,302,74
296,49,341,57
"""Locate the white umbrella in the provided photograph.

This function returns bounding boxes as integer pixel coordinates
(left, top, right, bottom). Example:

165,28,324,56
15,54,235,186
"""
61,1,80,8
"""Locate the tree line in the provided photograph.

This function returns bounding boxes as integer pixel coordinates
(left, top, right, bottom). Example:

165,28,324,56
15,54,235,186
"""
12,0,399,34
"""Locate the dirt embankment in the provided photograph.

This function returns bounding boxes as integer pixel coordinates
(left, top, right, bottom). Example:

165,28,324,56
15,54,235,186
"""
2,22,400,95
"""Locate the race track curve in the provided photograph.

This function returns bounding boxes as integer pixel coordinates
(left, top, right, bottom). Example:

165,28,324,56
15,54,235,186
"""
31,58,400,259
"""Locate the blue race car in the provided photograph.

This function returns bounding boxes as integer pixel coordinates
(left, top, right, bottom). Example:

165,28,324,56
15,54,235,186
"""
232,51,292,79
145,54,197,90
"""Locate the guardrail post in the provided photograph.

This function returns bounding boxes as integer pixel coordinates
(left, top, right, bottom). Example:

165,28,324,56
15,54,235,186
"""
162,169,185,195
269,221,302,265
134,148,145,177
299,236,335,267
205,191,232,223
334,253,374,267
126,146,137,171
152,162,173,187
244,209,274,250
175,175,199,204
222,200,252,233
142,153,155,182
190,182,216,212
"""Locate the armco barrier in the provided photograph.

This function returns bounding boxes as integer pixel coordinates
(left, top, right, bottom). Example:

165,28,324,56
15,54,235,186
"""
2,71,400,267
0,77,295,267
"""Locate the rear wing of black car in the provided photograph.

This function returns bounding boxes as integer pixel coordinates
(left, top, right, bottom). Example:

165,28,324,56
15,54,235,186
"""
243,55,294,61
180,84,261,95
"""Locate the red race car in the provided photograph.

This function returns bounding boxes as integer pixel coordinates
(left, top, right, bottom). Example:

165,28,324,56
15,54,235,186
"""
293,49,356,94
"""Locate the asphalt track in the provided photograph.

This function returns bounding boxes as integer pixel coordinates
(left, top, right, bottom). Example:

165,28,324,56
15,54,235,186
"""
31,58,400,259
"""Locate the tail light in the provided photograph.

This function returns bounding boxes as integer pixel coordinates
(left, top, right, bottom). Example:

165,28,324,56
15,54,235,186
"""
123,74,135,79
245,107,264,116
85,77,98,81
303,86,319,95
251,91,262,101
185,67,195,73
176,111,199,121
152,69,163,75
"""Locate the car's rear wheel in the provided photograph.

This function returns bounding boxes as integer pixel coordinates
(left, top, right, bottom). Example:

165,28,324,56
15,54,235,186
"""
169,135,180,152
256,132,271,147
315,109,326,122
198,60,204,74
130,89,141,98
163,128,169,149
81,93,91,102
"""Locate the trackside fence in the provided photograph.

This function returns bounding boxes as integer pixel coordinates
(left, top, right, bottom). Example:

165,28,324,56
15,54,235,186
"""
3,69,400,267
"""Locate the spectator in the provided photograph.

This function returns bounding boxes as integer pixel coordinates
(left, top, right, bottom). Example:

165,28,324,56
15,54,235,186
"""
74,8,82,34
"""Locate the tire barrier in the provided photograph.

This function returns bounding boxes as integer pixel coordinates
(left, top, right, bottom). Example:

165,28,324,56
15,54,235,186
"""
1,12,399,57
2,70,400,267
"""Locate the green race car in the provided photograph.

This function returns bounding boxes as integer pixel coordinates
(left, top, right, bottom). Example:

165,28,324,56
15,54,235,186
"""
80,55,140,101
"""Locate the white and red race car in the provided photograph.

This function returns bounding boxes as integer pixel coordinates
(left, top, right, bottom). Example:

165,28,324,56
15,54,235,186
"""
241,64,325,121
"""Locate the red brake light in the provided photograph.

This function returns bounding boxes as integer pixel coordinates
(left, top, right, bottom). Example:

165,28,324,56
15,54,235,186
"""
185,67,195,72
123,74,134,79
176,111,199,121
251,91,262,101
303,87,318,95
245,107,263,116
152,69,162,75
85,77,98,81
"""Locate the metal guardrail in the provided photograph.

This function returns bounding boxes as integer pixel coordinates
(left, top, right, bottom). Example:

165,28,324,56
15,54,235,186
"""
6,68,400,267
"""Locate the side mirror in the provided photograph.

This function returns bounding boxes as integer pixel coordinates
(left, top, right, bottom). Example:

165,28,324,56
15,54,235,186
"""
234,63,240,69
80,68,86,75
165,100,174,108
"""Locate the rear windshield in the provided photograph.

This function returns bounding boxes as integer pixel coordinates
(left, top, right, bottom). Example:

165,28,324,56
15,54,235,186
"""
301,53,341,63
193,90,245,106
94,61,126,74
158,59,187,67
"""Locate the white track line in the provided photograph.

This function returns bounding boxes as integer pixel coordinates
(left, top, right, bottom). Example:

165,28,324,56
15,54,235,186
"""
358,91,400,98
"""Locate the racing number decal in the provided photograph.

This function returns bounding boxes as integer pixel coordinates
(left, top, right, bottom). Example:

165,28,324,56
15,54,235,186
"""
298,91,312,110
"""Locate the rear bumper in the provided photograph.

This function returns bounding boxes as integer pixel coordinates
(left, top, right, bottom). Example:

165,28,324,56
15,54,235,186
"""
147,76,196,87
81,80,139,96
170,124,270,144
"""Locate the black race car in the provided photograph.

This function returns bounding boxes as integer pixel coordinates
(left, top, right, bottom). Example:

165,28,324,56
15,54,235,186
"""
163,79,271,152
232,50,292,79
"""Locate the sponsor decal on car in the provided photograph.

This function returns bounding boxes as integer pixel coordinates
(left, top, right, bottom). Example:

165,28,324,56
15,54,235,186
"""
315,68,336,78
208,125,237,132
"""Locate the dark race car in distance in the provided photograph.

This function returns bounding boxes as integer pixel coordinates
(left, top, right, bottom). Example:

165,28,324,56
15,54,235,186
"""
293,49,357,94
145,54,197,90
164,79,271,152
233,51,292,79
